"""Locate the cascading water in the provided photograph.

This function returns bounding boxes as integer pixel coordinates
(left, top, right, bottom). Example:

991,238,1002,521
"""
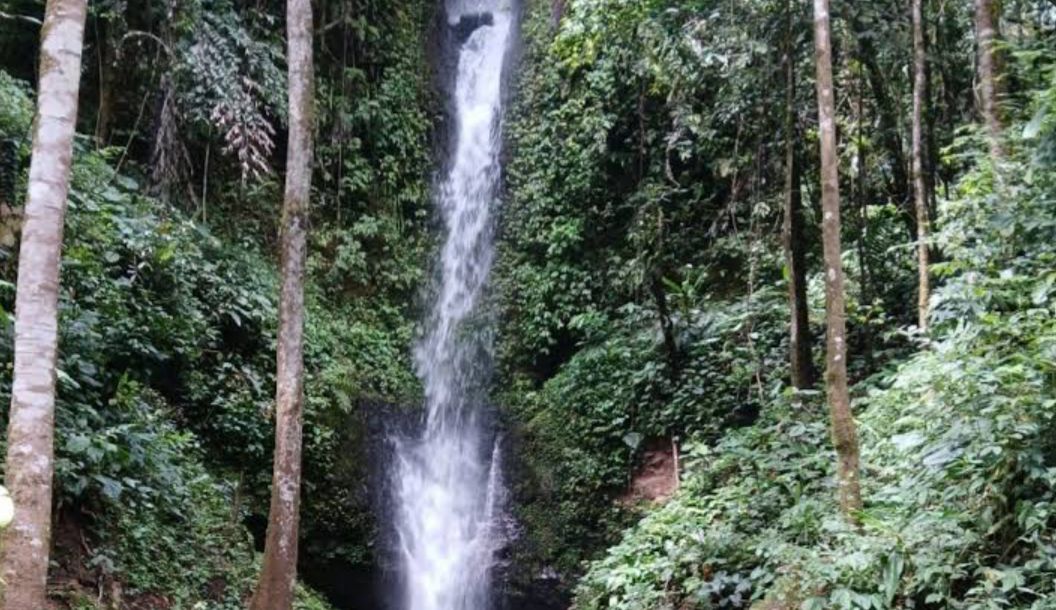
391,2,515,610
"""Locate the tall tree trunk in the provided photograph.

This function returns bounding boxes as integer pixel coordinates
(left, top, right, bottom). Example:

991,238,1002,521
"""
94,18,115,148
855,62,875,368
849,15,911,234
975,0,1004,162
934,4,959,197
912,0,931,332
812,0,863,521
0,0,88,606
249,0,313,606
783,0,814,390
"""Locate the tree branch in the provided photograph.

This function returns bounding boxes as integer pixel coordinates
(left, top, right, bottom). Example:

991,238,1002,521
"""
0,10,42,26
120,30,174,58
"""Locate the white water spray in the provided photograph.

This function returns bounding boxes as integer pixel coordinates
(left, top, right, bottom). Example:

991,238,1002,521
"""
392,3,514,610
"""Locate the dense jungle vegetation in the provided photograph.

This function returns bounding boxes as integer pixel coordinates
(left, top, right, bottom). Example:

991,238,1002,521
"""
0,0,1054,608
0,0,434,606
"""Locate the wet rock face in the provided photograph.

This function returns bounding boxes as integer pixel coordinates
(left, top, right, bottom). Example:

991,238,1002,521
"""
453,12,495,43
302,560,384,610
500,572,571,610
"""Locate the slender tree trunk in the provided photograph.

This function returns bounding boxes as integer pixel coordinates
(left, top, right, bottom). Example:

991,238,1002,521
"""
94,17,115,148
783,0,814,390
922,13,940,219
934,4,959,196
975,0,1004,161
0,0,88,606
249,0,313,606
812,0,863,521
649,273,680,379
849,15,911,234
855,63,875,368
912,0,931,332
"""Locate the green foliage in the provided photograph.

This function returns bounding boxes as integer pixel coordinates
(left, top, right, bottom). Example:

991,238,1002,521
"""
93,386,260,606
574,400,831,610
0,71,32,137
295,587,342,610
499,0,731,371
500,0,890,580
0,72,30,211
0,84,412,604
174,0,286,181
0,145,322,606
309,0,434,323
0,0,435,604
1,0,1051,607
571,85,1056,609
509,284,794,575
508,320,665,571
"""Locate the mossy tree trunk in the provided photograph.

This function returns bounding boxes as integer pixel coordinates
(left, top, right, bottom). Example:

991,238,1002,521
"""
811,0,863,521
849,14,912,237
912,0,932,332
783,0,814,390
94,17,116,148
975,0,1004,162
249,0,314,606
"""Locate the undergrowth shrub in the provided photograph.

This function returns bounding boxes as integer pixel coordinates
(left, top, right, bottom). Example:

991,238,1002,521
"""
572,99,1056,609
510,286,793,576
0,69,398,608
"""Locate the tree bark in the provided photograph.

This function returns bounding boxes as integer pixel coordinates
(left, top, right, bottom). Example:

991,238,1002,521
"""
94,18,115,148
912,0,931,332
0,0,87,606
649,273,681,379
933,4,960,196
783,0,814,390
849,15,911,232
975,0,1004,162
249,0,313,607
812,0,863,521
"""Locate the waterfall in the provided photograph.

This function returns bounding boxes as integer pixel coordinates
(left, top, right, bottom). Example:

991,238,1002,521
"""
391,2,514,610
